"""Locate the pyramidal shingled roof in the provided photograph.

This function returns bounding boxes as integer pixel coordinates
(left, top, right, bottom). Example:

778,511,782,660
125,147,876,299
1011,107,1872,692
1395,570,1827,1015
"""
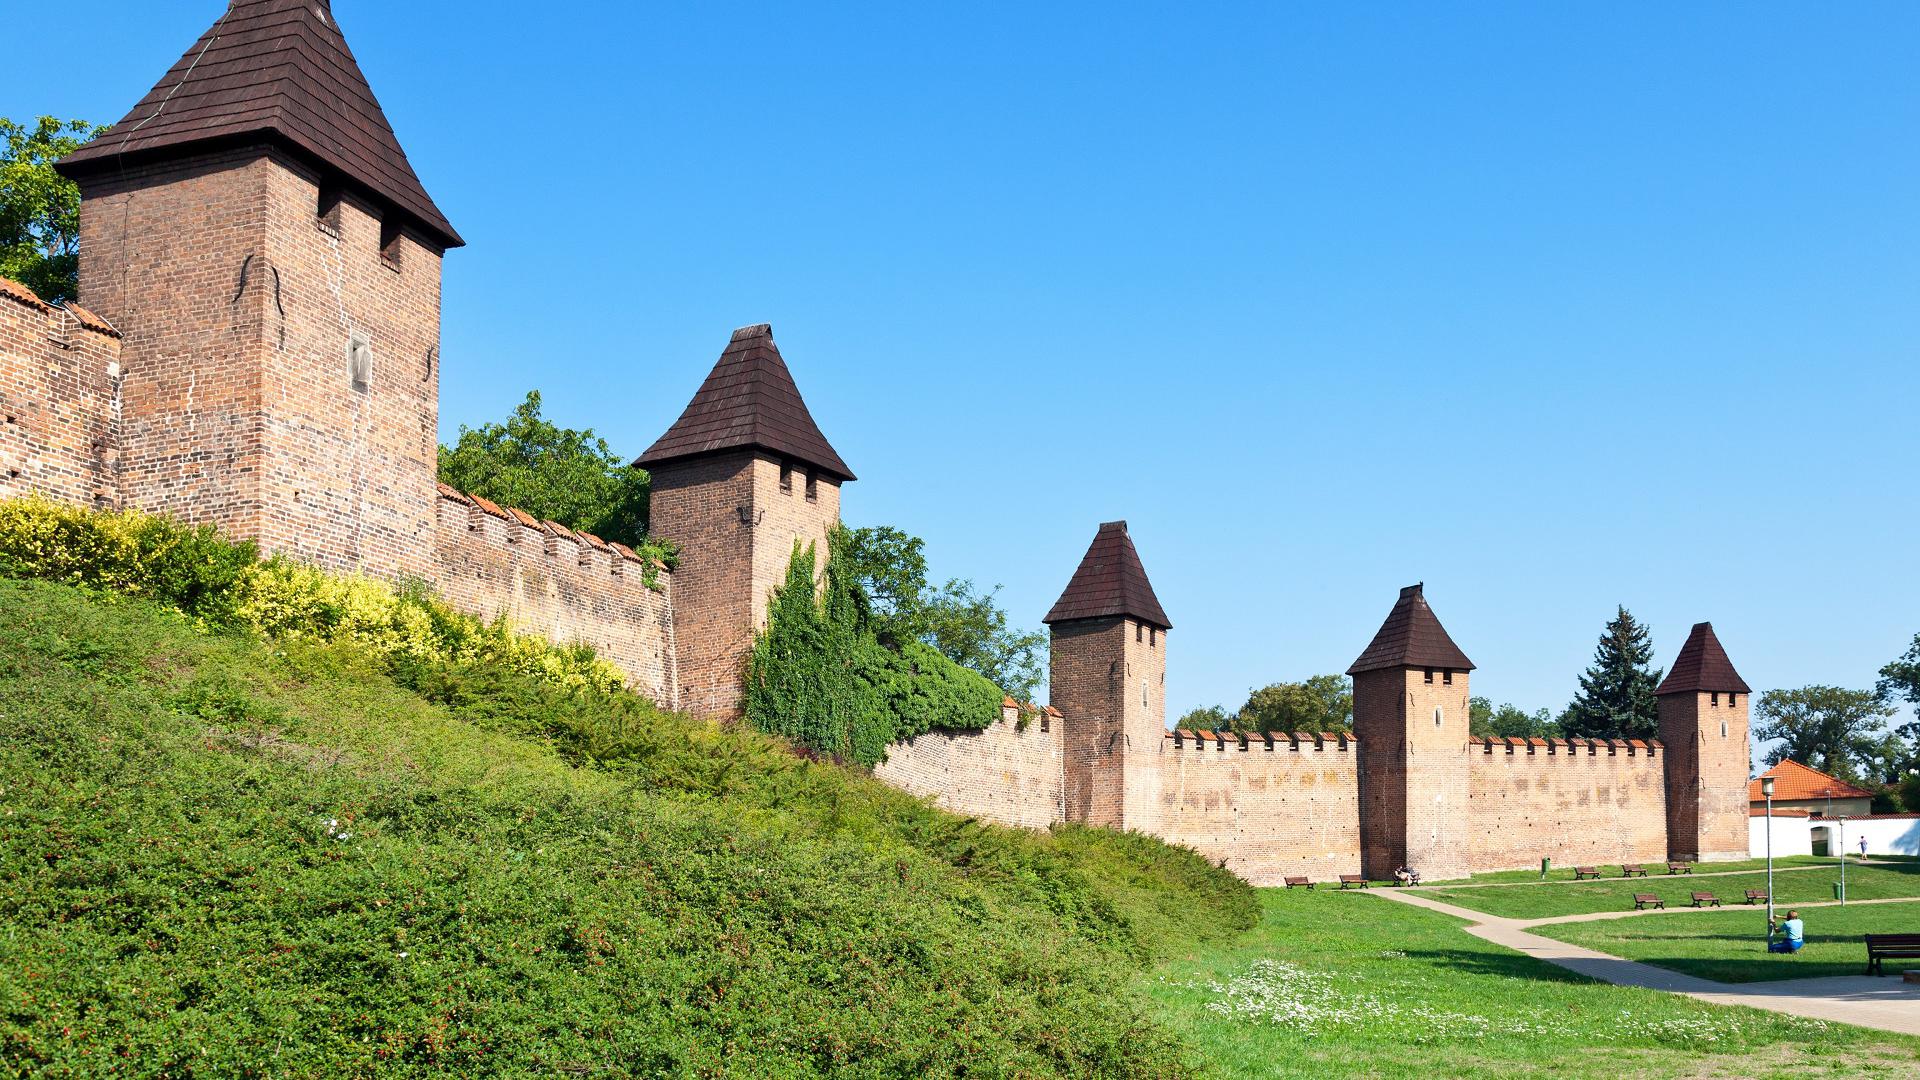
636,324,854,482
1347,583,1475,675
58,0,461,249
1043,521,1171,629
1657,622,1750,695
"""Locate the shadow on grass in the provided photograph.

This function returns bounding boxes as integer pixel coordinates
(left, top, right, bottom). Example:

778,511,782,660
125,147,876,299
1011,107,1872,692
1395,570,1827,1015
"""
1400,948,1594,985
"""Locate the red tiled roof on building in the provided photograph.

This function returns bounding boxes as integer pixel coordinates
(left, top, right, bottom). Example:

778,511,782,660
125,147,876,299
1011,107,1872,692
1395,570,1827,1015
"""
636,324,854,483
1347,583,1474,675
1043,521,1171,629
57,0,461,249
1748,760,1875,803
1657,622,1751,695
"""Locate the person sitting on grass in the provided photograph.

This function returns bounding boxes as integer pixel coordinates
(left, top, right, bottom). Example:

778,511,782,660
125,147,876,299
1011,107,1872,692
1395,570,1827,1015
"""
1768,910,1805,954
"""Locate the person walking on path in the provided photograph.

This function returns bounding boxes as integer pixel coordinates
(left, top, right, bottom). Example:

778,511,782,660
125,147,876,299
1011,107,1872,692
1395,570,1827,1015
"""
1861,836,1870,858
1769,910,1806,954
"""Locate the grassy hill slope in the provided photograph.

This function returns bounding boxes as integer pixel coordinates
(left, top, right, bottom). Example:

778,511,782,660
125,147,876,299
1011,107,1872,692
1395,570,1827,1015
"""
0,578,1254,1077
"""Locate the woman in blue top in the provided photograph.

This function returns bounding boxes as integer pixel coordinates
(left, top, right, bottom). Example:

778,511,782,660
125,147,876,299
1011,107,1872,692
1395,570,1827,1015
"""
1768,910,1805,953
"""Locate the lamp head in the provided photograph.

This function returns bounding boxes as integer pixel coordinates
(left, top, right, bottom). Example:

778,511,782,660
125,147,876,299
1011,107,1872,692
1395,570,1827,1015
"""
1762,776,1776,798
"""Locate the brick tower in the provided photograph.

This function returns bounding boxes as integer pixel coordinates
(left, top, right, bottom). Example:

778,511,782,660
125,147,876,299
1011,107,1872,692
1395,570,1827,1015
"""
56,0,459,580
1045,521,1171,831
638,325,853,719
1349,584,1475,881
1658,622,1753,862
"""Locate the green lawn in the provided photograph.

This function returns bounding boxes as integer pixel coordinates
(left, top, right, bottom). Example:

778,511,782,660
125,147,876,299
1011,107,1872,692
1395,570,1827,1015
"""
1421,863,1920,919
1423,855,1856,886
1140,889,1920,1078
1537,900,1920,983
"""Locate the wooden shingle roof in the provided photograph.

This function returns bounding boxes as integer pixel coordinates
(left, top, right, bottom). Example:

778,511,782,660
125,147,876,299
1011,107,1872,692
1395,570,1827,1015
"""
58,0,461,249
1347,583,1475,675
1657,622,1751,695
1043,521,1171,629
636,324,854,482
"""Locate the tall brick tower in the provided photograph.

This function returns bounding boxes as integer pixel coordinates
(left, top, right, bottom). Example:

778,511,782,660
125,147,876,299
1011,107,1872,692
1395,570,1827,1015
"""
1045,521,1172,831
1658,622,1753,862
56,0,459,580
638,325,853,719
1349,584,1475,881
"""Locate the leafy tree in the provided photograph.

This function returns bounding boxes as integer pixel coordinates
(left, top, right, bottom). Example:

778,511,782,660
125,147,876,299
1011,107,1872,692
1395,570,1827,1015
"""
1469,697,1560,739
1878,633,1920,764
833,524,1045,703
744,539,1002,764
1174,705,1233,733
1754,685,1898,786
438,391,659,553
1,117,100,304
1235,675,1353,734
1561,607,1664,740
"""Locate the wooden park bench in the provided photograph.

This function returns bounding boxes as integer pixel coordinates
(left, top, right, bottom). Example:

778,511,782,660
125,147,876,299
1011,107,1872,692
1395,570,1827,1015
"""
1284,876,1314,889
1338,875,1369,890
1633,893,1665,910
1621,865,1648,877
1667,862,1693,875
1865,934,1920,975
1573,866,1602,880
1691,892,1721,908
1744,889,1768,905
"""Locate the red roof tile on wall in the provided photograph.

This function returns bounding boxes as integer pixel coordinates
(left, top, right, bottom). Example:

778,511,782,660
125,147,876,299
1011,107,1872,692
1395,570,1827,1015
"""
58,0,461,249
0,276,50,312
1347,583,1474,675
1043,521,1171,629
1657,622,1751,695
637,324,853,482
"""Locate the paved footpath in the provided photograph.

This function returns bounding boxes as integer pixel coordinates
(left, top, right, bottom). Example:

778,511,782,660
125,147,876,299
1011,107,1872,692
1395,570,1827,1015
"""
1372,888,1920,1036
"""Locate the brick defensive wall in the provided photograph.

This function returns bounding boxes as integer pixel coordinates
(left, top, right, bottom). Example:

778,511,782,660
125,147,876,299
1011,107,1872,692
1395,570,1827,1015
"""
1154,730,1363,884
1466,737,1669,872
0,278,122,509
872,700,1067,831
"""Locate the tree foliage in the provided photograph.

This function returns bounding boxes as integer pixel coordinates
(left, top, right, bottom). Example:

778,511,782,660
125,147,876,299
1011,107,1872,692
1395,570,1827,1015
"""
1469,697,1561,739
1561,607,1664,740
438,391,663,557
1176,675,1352,734
833,524,1046,703
1,117,100,305
744,538,1004,765
1754,685,1899,786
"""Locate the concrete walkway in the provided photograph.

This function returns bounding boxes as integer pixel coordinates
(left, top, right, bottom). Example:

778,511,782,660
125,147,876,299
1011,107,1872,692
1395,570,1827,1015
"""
1373,888,1920,1036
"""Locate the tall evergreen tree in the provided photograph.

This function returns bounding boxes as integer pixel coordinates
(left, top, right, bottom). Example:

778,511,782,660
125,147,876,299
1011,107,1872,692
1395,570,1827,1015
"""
1562,607,1664,740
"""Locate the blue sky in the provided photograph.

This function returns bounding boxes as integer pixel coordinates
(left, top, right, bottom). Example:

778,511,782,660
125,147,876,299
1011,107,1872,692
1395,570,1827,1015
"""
12,2,1917,736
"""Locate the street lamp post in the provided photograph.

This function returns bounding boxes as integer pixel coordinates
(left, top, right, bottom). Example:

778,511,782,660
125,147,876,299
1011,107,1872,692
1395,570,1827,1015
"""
1839,816,1848,905
1762,776,1776,928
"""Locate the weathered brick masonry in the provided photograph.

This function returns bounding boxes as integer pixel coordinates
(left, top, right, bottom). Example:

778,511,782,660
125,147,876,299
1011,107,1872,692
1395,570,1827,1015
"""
873,701,1066,830
0,281,121,507
431,486,677,704
1467,738,1669,871
1155,731,1363,882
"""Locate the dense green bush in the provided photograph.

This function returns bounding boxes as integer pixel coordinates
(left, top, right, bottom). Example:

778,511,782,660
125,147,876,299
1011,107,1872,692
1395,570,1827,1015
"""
745,540,1004,765
0,577,1255,1076
0,497,625,693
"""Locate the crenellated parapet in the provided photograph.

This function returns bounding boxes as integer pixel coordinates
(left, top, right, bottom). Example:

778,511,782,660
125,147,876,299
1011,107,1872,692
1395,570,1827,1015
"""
430,484,677,704
1472,736,1662,759
1166,730,1356,753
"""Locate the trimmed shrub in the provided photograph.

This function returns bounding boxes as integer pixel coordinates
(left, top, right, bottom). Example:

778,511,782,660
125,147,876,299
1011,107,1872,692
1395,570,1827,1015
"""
0,497,625,695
